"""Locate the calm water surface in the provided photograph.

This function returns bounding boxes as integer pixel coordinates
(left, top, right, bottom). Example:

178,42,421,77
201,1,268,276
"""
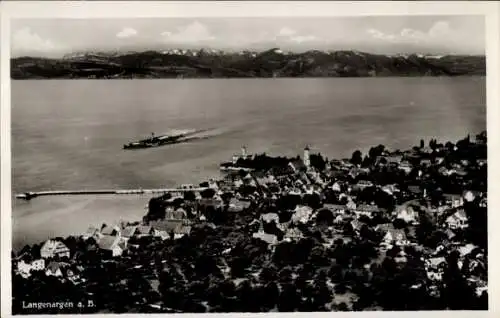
11,77,486,250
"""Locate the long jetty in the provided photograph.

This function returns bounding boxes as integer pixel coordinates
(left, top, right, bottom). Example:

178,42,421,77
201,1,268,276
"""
15,187,210,201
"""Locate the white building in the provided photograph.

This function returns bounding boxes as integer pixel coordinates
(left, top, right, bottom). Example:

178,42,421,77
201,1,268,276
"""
445,209,468,230
17,261,33,278
382,229,410,247
98,236,125,257
395,205,419,224
31,259,46,271
303,146,311,169
292,205,313,224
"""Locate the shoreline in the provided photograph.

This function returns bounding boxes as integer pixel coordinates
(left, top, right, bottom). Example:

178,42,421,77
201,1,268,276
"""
12,130,486,252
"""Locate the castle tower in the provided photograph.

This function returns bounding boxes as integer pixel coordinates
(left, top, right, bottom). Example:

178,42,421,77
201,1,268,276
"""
241,146,247,157
304,146,311,168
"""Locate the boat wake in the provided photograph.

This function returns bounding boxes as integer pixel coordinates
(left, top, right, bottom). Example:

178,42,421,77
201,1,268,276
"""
123,126,233,149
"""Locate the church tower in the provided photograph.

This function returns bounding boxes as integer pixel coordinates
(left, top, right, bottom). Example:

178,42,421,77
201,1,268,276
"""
304,146,311,168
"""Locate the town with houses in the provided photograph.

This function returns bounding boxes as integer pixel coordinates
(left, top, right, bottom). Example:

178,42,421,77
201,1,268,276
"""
12,132,488,313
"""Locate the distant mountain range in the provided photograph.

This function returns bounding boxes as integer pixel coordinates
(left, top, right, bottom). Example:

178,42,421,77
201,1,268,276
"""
11,48,486,79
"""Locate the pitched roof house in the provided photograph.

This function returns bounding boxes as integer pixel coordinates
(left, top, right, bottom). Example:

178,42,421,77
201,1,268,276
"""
173,225,192,239
292,205,313,224
333,215,344,224
252,232,278,245
40,240,71,259
198,198,224,210
331,181,342,192
121,225,139,239
150,219,184,233
17,260,33,278
261,213,280,224
383,229,409,246
31,259,46,271
457,243,477,258
284,227,304,241
154,230,171,240
228,198,251,213
463,190,481,203
425,256,447,271
355,204,384,217
323,204,347,215
101,225,121,237
443,194,463,208
395,205,419,224
82,226,100,240
375,223,394,233
444,228,457,241
98,235,125,257
136,225,154,236
425,256,446,281
420,159,432,167
289,159,307,173
356,180,374,190
165,208,188,219
350,219,364,232
382,184,399,195
346,200,357,211
45,261,65,277
445,209,468,230
386,154,403,164
399,161,413,173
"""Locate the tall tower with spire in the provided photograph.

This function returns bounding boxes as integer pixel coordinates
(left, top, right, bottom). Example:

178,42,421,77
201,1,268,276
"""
304,145,311,168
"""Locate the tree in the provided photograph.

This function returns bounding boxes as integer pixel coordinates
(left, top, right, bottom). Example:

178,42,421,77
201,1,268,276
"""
201,188,216,199
350,150,363,166
236,280,258,312
260,264,278,283
278,283,299,311
262,282,280,310
184,191,196,201
416,212,436,246
146,197,167,221
361,155,372,168
315,208,334,226
310,153,326,171
303,193,322,210
221,192,233,204
368,144,385,159
420,139,425,148
464,202,487,249
392,218,407,229
445,141,455,151
335,302,349,311
441,252,476,309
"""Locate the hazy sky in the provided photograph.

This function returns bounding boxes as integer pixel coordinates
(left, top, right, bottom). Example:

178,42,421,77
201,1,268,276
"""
11,15,485,57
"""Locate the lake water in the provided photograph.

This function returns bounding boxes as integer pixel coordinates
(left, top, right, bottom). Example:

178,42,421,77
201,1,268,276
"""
11,77,486,250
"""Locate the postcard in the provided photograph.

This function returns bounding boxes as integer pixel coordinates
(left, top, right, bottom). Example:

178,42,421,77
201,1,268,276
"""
1,1,498,317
